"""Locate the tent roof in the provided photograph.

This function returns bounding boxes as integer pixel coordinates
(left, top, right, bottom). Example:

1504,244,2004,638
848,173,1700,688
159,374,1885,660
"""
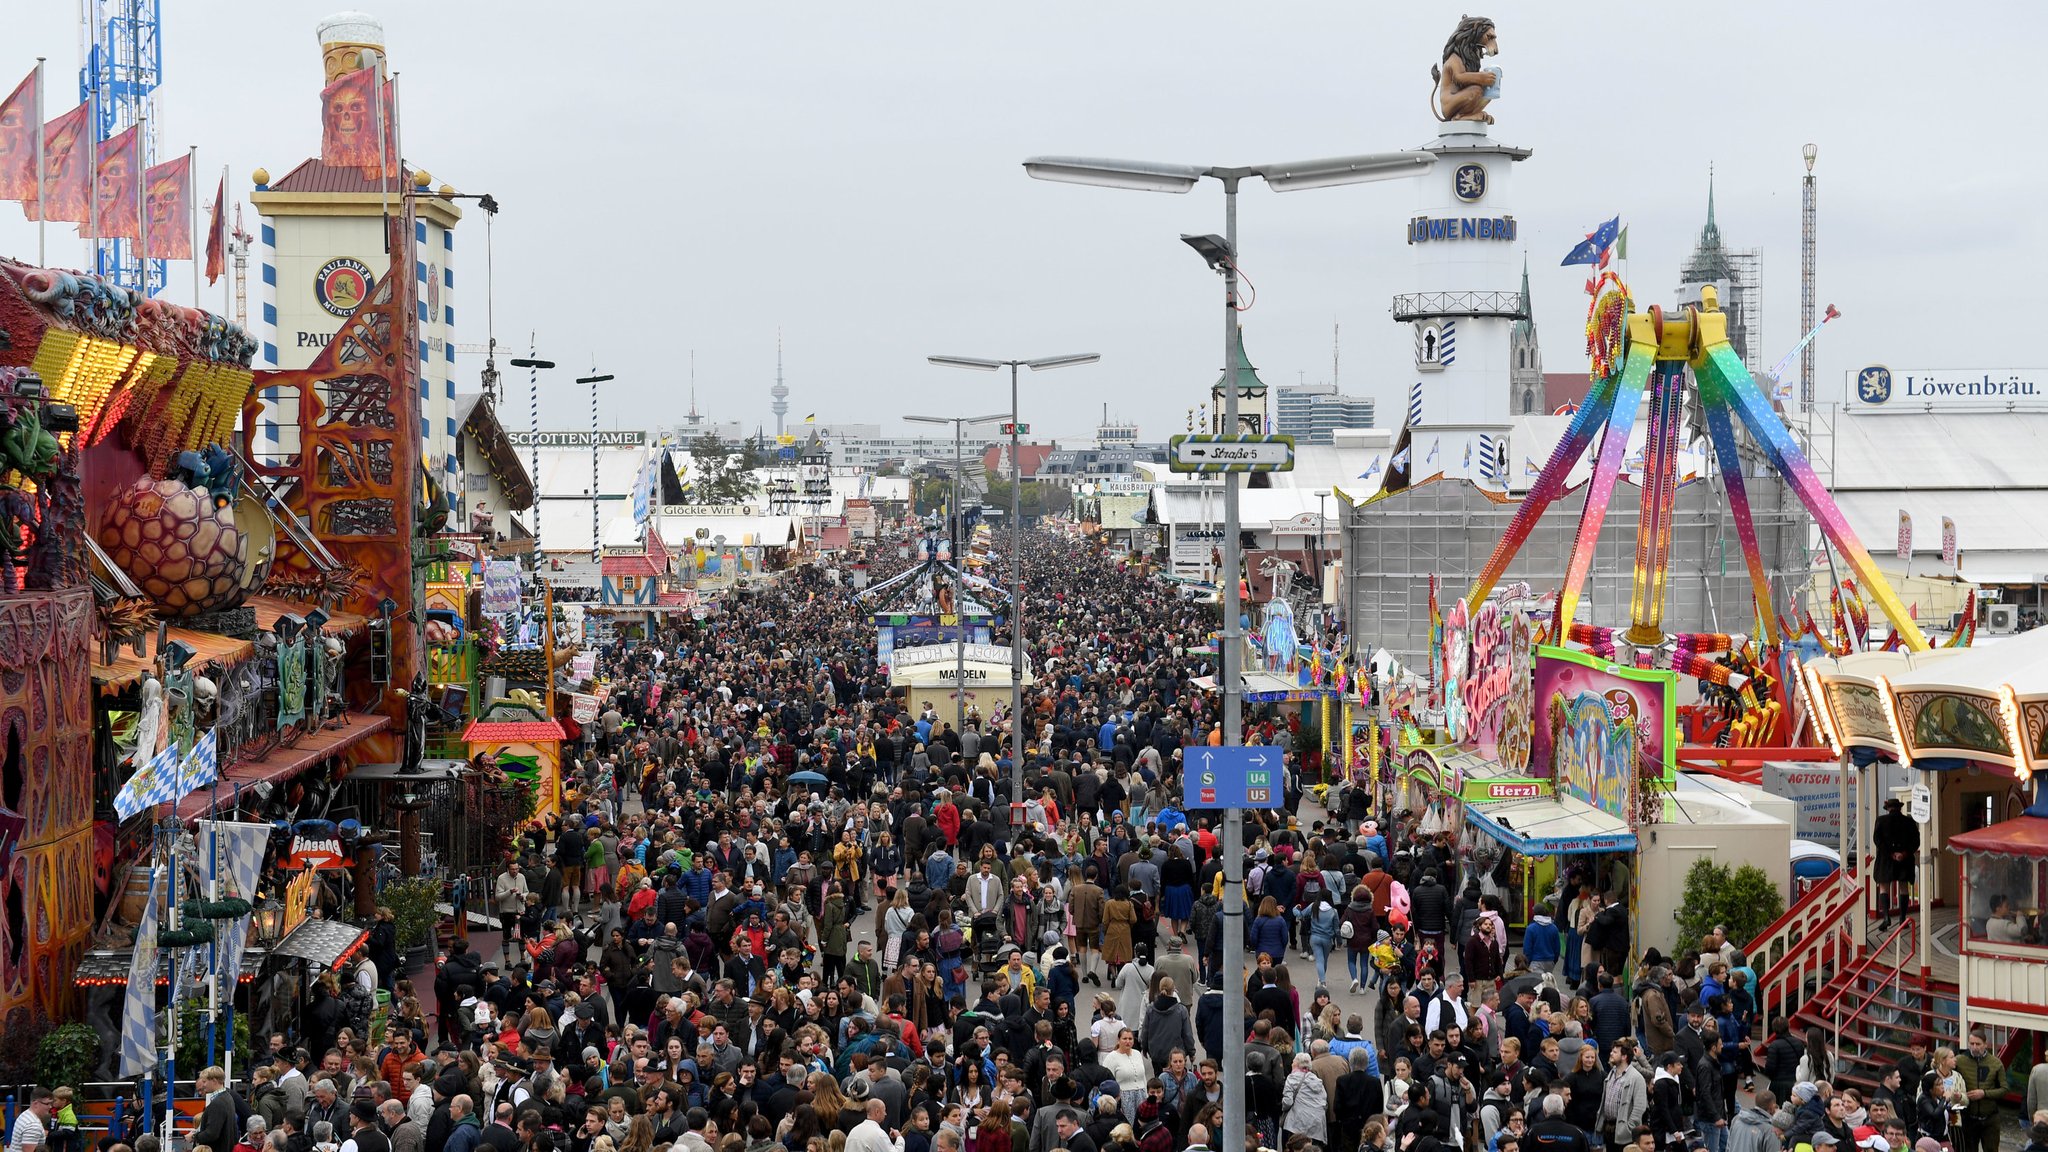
1463,793,1638,855
1949,814,2048,859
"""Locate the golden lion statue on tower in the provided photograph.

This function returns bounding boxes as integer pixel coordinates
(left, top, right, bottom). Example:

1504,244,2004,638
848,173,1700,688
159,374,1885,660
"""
1431,16,1500,125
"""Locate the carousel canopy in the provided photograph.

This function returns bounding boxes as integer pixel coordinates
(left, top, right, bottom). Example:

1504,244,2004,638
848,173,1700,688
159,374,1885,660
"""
1806,627,2048,777
1949,814,2048,859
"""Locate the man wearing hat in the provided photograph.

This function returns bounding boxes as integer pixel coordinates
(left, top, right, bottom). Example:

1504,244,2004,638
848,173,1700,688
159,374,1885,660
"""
1872,797,1918,928
340,1101,390,1152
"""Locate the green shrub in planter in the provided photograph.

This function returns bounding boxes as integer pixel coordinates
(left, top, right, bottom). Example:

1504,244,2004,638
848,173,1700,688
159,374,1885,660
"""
35,1023,100,1091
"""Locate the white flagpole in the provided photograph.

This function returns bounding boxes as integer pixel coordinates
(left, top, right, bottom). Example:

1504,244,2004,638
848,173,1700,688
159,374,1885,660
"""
33,57,44,267
136,115,147,296
375,67,388,252
85,66,97,270
188,146,198,304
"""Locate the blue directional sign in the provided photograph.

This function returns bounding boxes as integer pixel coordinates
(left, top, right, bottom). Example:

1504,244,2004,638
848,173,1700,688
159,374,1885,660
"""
1184,745,1284,809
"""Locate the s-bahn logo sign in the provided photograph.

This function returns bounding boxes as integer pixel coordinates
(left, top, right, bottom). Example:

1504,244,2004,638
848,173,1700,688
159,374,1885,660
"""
315,257,375,318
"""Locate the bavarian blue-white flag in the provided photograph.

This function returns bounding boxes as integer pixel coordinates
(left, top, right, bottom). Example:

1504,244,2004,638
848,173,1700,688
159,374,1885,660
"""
118,865,163,1077
198,820,273,992
115,742,183,821
179,730,218,796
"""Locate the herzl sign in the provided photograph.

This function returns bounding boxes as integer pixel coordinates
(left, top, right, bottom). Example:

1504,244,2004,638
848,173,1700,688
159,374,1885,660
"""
1848,367,2048,413
505,430,649,447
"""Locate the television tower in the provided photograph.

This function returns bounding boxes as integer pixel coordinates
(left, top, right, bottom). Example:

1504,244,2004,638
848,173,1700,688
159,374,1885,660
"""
769,330,790,437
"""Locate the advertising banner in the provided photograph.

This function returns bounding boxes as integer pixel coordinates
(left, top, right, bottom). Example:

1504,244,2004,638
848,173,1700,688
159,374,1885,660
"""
481,560,522,615
1528,645,1676,820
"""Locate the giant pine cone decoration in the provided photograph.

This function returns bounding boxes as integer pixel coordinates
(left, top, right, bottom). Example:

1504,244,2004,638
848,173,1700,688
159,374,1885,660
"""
97,477,249,616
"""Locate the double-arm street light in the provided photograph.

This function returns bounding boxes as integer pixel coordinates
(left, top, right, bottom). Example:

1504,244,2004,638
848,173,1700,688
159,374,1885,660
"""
1024,149,1434,1152
509,355,556,572
579,371,618,567
904,410,1009,733
928,352,1101,819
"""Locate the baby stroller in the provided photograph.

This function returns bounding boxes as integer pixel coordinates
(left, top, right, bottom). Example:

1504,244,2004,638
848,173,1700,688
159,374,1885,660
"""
972,910,1006,973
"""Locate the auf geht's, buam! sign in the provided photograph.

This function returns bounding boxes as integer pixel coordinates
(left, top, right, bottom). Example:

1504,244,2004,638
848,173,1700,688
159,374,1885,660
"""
1848,366,2048,413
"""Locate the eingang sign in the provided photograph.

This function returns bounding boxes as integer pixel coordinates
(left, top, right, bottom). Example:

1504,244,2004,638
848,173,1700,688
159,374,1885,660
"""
1848,366,2048,413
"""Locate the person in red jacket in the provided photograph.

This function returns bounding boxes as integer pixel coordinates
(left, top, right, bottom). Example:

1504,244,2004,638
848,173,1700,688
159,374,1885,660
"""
933,797,961,847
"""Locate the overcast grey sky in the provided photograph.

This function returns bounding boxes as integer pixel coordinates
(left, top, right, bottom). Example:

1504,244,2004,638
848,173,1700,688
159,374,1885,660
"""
1,2,2036,442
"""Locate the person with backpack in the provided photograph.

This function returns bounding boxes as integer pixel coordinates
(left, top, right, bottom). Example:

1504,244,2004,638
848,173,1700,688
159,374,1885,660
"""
1342,883,1378,993
1307,893,1343,987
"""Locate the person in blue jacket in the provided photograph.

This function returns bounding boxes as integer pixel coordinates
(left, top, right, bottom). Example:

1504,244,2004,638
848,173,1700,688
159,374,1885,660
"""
1250,895,1291,962
1522,901,1562,977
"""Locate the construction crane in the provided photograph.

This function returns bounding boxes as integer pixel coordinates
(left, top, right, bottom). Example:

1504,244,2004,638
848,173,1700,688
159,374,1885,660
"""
83,0,164,295
229,203,252,327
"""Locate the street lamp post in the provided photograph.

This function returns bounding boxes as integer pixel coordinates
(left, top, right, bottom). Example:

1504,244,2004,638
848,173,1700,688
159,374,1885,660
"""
1025,149,1432,1152
905,411,1008,735
579,372,618,570
509,355,556,571
929,352,1100,812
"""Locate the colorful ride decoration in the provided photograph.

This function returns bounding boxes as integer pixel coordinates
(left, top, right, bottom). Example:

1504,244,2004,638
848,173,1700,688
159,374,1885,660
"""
1468,285,1925,652
0,261,257,1031
95,476,249,616
1456,282,1926,756
241,218,423,721
0,589,96,1033
464,690,563,820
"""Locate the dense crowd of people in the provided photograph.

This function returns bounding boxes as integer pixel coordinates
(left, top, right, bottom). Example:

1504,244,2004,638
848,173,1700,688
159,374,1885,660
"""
20,532,2035,1152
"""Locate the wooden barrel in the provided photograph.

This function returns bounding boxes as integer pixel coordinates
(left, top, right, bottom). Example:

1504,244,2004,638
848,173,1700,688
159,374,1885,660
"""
111,861,157,933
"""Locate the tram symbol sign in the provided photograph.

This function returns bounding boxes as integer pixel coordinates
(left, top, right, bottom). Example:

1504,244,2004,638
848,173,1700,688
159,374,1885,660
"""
1185,745,1284,809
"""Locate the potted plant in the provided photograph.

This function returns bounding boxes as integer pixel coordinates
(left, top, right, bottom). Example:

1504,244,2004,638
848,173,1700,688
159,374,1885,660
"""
382,876,444,974
35,1023,100,1091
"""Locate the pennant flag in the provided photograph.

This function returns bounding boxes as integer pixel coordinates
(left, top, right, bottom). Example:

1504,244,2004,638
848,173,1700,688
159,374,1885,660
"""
0,69,37,202
144,152,192,259
1358,455,1382,480
1463,440,1473,469
118,865,162,1077
1392,445,1411,471
25,103,89,222
87,123,141,240
178,729,217,795
1616,225,1628,261
204,171,227,284
320,65,396,178
198,820,273,998
114,741,182,821
1560,215,1621,266
1426,437,1440,464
